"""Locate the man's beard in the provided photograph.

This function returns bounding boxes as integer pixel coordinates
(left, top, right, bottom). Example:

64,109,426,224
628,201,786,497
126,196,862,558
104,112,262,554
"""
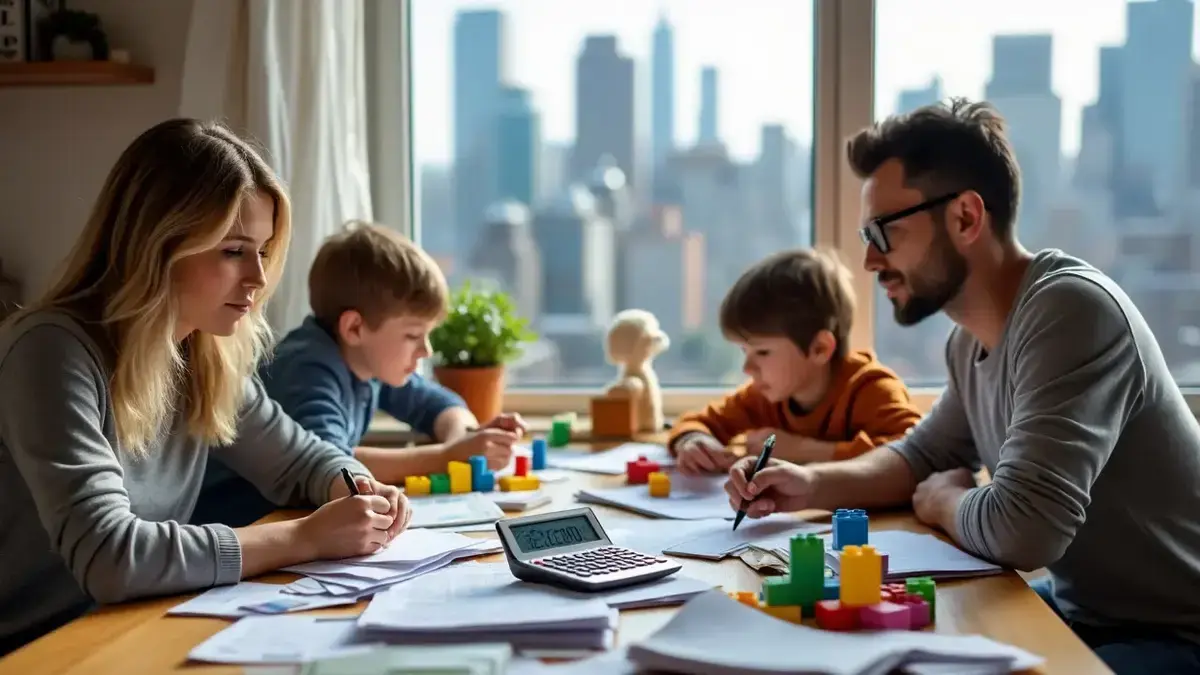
885,235,968,326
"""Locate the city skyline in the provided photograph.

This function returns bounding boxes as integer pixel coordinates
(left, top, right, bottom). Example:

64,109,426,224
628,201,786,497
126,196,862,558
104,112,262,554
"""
411,0,1200,166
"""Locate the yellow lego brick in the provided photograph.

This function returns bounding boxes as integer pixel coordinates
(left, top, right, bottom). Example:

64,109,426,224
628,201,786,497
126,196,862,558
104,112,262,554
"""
498,475,541,492
448,461,472,494
759,602,803,624
839,544,883,607
648,471,671,498
404,475,431,496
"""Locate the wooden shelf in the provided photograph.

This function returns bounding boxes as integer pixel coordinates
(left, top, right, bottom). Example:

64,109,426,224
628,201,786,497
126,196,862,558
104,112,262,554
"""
0,61,155,88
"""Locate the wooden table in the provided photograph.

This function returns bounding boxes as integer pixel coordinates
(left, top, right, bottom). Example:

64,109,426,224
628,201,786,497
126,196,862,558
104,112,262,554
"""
0,443,1112,675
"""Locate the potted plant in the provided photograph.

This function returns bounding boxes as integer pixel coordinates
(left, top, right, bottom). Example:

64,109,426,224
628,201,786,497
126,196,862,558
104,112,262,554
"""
429,281,537,423
42,8,109,61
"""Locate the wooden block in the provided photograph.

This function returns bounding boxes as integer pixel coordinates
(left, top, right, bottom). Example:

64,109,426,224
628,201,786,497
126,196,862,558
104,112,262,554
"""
590,396,638,438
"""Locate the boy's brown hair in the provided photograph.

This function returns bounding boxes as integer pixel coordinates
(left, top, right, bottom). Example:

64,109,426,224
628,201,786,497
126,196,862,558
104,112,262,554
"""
719,248,856,359
308,220,448,329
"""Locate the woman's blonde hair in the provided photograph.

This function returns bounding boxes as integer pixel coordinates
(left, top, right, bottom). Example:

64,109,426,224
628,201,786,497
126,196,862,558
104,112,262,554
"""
28,118,292,456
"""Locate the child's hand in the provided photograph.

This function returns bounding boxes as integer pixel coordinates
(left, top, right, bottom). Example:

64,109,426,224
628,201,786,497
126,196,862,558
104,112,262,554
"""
443,428,519,469
746,428,832,464
482,413,529,438
675,432,737,475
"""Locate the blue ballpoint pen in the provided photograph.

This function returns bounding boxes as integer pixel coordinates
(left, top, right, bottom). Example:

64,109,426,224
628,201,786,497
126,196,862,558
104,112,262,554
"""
732,433,776,531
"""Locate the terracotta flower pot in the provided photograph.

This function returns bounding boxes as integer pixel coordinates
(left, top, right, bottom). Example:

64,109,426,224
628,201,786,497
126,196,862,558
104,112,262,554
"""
433,365,505,423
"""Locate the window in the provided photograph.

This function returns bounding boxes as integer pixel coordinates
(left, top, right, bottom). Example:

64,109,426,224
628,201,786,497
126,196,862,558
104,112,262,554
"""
872,0,1200,387
408,0,816,392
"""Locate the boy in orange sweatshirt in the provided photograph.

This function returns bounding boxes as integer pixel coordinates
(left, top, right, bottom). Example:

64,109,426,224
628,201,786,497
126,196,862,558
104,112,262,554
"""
668,248,922,474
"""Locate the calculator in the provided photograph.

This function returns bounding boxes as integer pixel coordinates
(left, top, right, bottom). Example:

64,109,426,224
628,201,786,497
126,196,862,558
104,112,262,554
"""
496,506,682,592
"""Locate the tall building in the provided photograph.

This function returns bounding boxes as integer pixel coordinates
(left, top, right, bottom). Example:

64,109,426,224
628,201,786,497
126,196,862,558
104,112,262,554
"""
699,66,719,145
495,86,540,207
1121,0,1194,206
985,33,1061,245
470,202,542,322
453,9,506,257
651,15,675,170
418,164,454,260
896,76,944,115
573,36,636,187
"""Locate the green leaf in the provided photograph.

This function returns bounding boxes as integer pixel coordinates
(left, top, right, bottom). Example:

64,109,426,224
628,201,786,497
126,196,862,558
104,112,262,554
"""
428,280,538,368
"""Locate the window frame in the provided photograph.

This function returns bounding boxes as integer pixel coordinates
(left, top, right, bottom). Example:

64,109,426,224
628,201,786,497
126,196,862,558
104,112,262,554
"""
387,0,1199,419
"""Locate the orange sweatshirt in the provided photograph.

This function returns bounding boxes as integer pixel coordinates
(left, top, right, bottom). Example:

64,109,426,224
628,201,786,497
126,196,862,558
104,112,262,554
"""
667,350,922,461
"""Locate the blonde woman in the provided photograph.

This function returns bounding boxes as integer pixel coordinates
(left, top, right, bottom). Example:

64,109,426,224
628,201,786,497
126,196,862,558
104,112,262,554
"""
0,119,412,656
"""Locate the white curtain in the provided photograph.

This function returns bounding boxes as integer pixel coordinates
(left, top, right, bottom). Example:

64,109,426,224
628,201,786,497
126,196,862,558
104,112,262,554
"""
179,0,375,334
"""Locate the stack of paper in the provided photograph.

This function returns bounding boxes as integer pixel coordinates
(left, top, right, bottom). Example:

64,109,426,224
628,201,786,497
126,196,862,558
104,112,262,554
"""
625,590,1044,674
168,582,360,619
546,443,675,475
751,529,1003,581
356,563,618,652
296,643,513,674
406,493,505,529
575,473,733,519
279,529,501,598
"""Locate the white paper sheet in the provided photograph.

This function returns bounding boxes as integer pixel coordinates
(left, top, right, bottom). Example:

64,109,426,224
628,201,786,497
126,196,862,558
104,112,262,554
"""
405,493,505,529
545,443,676,475
575,473,732,519
662,515,831,560
823,530,1003,580
168,582,358,619
188,616,376,664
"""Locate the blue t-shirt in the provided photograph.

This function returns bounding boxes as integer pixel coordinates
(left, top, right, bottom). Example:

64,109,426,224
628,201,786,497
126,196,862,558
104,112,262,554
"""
192,315,465,526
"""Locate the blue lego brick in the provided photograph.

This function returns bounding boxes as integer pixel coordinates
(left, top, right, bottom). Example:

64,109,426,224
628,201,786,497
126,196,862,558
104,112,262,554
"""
474,471,495,492
832,508,868,550
823,577,840,600
469,455,488,480
531,437,547,471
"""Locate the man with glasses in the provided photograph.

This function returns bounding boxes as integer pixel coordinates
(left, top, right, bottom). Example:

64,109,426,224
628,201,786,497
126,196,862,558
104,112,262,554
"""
724,97,1200,673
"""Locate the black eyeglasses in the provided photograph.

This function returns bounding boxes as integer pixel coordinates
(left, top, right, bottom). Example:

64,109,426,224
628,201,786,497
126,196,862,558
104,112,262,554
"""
858,191,961,254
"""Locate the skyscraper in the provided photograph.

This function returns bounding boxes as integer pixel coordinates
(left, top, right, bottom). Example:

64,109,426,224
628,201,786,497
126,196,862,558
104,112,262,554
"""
699,66,719,145
651,15,676,170
453,9,506,257
573,35,636,186
495,86,540,207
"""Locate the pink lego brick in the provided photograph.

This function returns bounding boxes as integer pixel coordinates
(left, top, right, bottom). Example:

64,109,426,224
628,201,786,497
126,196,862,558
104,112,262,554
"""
859,601,911,630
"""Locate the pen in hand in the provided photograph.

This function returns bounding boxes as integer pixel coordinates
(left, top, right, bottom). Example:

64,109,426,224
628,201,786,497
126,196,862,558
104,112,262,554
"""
732,433,776,531
340,467,361,496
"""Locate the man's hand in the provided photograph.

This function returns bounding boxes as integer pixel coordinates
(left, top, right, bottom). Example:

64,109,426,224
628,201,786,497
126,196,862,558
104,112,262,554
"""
674,432,738,475
724,455,818,518
912,468,976,534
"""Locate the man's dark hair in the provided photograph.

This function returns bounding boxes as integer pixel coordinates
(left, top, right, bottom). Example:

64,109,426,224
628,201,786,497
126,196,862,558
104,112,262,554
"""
846,97,1021,238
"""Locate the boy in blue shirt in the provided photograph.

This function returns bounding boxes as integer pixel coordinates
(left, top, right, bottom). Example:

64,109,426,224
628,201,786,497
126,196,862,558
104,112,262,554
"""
192,222,525,526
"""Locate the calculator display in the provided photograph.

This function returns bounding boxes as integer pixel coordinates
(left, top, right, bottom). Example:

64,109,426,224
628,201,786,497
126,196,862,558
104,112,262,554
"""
510,515,601,553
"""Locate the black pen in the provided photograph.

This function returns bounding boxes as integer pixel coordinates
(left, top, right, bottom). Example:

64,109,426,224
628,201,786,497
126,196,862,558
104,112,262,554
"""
340,467,360,496
732,433,776,531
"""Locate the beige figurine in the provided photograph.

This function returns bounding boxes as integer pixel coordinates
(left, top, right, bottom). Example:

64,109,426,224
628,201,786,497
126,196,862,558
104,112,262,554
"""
602,309,670,433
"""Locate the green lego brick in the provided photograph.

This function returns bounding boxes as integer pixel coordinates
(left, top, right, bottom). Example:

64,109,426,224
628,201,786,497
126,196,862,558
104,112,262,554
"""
906,576,936,614
548,415,572,447
430,473,451,494
762,576,806,607
786,534,825,601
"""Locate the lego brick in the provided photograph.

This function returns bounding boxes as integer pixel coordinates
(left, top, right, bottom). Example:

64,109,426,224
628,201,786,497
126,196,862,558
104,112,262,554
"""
448,461,472,494
762,576,807,607
548,415,572,447
832,508,868,550
591,395,638,438
823,577,840,600
430,473,450,494
648,471,671,497
626,455,660,484
814,600,859,631
499,475,541,492
860,601,911,630
531,437,547,470
787,533,826,604
404,475,431,496
468,455,487,478
514,455,530,477
839,545,883,607
759,603,803,624
905,597,932,629
734,591,759,607
474,471,495,493
905,576,936,616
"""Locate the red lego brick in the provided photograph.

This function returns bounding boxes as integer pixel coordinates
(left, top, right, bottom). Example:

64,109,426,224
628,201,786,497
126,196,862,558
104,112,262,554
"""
514,456,530,477
814,599,859,631
626,455,661,484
